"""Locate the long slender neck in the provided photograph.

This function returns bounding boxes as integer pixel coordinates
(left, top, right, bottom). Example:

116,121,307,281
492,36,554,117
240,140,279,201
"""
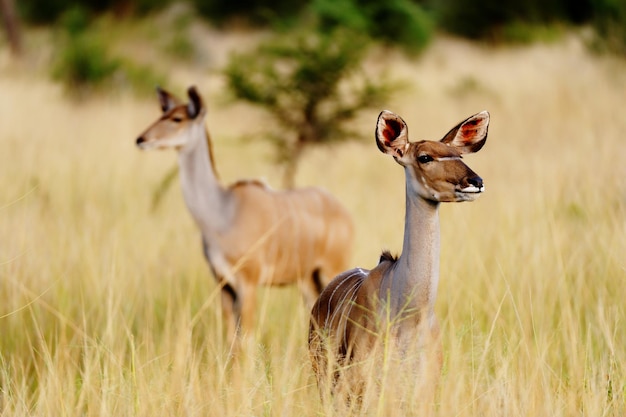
177,121,232,236
391,176,441,320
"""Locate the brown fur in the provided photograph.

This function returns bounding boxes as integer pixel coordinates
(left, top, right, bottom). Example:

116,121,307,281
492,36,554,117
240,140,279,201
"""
309,110,489,399
136,86,354,347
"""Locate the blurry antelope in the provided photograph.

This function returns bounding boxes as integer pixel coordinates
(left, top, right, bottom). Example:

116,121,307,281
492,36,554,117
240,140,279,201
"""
136,86,354,347
309,110,489,399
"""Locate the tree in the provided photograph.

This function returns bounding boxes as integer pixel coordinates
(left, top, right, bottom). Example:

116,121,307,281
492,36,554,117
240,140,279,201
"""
0,0,21,56
224,28,396,188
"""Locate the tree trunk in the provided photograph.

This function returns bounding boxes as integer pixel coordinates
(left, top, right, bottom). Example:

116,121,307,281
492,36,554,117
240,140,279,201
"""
282,141,305,189
0,0,21,57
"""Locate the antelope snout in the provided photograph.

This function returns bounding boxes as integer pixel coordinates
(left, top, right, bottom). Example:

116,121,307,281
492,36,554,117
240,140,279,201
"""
456,175,484,197
467,175,483,190
136,136,145,146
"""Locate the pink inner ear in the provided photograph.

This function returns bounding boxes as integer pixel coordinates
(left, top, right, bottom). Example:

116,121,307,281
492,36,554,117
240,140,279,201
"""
383,119,402,144
459,119,482,143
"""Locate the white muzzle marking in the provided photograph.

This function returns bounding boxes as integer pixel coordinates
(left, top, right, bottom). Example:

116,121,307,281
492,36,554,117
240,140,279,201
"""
459,185,484,193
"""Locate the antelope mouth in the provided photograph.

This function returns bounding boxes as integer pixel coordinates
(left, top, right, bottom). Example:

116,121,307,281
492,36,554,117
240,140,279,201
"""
455,185,484,201
458,185,484,194
136,137,150,150
136,138,161,151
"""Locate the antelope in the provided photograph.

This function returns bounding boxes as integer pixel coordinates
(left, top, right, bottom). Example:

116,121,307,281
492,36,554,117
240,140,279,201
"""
309,110,489,399
136,86,354,347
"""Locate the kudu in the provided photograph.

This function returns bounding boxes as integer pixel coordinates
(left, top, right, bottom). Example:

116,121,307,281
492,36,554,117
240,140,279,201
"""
309,110,489,398
136,86,354,346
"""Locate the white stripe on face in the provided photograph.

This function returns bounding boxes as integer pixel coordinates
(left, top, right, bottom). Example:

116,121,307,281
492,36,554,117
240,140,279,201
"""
433,156,461,161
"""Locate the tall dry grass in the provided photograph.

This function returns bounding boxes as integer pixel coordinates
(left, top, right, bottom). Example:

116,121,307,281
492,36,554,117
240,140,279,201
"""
1,29,625,416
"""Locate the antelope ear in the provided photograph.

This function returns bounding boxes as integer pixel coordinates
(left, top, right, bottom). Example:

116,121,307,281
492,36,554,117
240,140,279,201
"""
186,86,205,119
440,111,489,154
375,110,410,159
156,86,181,113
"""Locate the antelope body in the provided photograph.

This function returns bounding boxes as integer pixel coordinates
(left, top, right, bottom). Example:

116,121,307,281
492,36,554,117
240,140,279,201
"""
136,86,354,345
309,110,489,397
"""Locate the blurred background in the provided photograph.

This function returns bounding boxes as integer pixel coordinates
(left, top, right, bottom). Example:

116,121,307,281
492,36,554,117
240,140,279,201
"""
1,1,625,416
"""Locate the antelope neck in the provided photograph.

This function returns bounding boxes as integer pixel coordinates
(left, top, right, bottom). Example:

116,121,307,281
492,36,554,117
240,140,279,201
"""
390,179,441,321
177,122,233,236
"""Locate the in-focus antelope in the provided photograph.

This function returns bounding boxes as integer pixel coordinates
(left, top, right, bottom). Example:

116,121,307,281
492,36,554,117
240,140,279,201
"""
309,110,489,398
136,86,354,347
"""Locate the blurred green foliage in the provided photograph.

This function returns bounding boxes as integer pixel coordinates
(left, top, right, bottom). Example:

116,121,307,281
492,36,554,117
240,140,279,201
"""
15,0,626,101
433,0,591,40
52,7,165,97
499,21,564,44
431,0,626,52
16,0,626,55
590,0,626,54
163,12,195,60
52,7,120,93
18,0,171,24
312,0,433,54
189,0,308,26
224,28,398,187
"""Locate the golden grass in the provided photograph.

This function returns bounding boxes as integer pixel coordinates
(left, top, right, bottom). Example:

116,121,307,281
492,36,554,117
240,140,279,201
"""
1,27,625,416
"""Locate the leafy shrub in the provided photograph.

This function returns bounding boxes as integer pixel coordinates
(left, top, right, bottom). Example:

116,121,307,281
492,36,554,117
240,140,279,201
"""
312,0,369,33
52,7,166,97
52,8,120,93
312,0,434,54
190,0,308,27
433,0,591,40
18,0,172,24
224,28,398,187
53,35,120,89
590,0,626,54
500,21,564,44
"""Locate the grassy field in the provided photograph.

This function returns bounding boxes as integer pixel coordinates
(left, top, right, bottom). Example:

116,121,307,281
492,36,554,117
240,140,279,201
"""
1,23,625,416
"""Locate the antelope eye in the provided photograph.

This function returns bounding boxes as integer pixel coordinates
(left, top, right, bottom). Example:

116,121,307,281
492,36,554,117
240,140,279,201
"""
172,116,183,123
418,155,433,163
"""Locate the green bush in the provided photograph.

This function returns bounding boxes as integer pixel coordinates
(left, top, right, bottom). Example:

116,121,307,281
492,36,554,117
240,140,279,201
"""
435,0,518,39
224,28,397,187
433,0,591,40
312,0,433,54
52,7,166,96
312,0,369,33
500,21,564,44
18,0,172,24
52,8,120,92
53,34,120,89
190,0,308,27
433,0,626,54
590,0,626,54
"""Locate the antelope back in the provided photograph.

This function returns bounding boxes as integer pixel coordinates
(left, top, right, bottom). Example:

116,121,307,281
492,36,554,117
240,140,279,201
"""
219,184,353,287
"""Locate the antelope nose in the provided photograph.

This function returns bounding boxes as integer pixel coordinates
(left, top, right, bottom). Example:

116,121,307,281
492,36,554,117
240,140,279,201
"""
136,137,145,146
468,176,483,189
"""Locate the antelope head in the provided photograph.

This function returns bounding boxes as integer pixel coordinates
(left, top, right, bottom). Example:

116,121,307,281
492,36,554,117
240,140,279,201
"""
375,110,489,203
136,86,206,151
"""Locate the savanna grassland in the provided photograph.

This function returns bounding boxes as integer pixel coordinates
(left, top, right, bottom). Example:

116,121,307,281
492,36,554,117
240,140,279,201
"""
1,17,625,416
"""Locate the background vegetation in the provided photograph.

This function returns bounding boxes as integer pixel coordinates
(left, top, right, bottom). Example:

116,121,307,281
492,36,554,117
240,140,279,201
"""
224,27,396,187
1,1,625,416
14,0,626,50
7,0,624,100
